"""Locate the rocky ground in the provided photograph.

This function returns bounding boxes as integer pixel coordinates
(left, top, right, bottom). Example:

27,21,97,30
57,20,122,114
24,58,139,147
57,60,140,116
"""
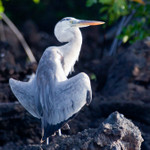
0,21,150,149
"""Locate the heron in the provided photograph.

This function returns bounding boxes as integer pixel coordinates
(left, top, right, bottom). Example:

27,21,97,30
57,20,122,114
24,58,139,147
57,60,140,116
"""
9,48,92,142
9,17,104,143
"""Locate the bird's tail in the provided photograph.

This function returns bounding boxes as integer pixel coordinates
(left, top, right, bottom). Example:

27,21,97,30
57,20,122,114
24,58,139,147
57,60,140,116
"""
9,78,40,118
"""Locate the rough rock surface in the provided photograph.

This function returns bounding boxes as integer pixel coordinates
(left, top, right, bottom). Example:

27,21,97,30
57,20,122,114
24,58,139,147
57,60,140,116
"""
0,111,143,150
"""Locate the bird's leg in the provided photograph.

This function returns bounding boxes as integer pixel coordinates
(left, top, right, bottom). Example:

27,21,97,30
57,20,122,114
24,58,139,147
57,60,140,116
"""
58,129,62,136
46,137,49,145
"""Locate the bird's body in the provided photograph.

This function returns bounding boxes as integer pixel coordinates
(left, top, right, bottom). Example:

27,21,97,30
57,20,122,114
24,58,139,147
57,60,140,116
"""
9,17,104,142
10,48,92,141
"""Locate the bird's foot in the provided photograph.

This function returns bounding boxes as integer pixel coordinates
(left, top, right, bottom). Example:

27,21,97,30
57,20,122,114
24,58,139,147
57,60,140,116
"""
40,137,52,145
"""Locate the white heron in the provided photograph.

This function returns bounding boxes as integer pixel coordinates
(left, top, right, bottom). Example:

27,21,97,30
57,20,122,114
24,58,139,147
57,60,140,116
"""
9,17,104,143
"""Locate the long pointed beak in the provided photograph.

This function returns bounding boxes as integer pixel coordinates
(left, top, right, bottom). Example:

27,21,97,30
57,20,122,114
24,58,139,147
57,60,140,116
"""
74,20,105,28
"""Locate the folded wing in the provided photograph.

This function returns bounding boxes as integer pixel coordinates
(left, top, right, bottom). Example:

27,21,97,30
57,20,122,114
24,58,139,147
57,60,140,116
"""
41,72,92,141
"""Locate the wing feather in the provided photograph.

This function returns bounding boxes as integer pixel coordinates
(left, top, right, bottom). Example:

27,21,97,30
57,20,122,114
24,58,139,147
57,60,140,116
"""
46,72,92,125
41,73,92,140
36,48,92,140
9,78,41,118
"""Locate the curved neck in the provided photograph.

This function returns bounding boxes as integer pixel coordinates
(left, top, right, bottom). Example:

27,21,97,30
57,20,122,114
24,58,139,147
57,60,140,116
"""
60,28,82,76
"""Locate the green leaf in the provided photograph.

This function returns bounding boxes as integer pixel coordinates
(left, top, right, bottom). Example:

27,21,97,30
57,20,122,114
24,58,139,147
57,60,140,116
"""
98,0,128,25
90,73,97,81
123,35,129,43
113,0,128,16
99,0,113,4
99,6,109,13
0,0,4,13
33,0,40,4
86,0,97,7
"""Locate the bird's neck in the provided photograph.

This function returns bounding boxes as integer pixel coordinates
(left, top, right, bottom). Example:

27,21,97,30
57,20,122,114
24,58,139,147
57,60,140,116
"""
60,29,82,76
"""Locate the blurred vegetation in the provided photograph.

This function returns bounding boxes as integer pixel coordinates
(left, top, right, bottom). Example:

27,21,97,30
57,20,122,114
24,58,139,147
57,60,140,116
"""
1,0,101,32
87,0,128,25
0,0,149,44
0,0,4,14
119,3,150,43
86,0,150,43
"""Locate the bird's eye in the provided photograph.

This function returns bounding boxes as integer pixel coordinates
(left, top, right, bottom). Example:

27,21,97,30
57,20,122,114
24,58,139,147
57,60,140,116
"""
70,20,73,24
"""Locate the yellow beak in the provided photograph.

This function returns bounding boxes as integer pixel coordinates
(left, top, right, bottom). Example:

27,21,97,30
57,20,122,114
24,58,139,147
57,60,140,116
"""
74,20,105,27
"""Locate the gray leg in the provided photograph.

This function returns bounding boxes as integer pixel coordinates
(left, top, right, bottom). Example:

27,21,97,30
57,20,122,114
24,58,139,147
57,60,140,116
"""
46,137,49,145
58,129,62,136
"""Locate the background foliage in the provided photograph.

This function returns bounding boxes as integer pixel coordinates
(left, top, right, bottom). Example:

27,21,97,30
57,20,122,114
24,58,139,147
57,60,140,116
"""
0,0,150,44
86,0,150,43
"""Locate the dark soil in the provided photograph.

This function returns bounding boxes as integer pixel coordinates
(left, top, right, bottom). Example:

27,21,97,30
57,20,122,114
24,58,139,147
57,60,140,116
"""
0,21,150,149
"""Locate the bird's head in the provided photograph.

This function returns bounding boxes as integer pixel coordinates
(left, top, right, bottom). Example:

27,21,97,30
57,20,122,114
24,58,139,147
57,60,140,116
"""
57,17,105,28
54,17,105,43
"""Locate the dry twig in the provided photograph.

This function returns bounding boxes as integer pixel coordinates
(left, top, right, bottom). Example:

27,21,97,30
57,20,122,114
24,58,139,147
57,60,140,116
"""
0,13,36,63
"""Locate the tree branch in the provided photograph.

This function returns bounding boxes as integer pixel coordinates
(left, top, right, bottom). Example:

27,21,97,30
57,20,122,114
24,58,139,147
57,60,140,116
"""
0,13,37,63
